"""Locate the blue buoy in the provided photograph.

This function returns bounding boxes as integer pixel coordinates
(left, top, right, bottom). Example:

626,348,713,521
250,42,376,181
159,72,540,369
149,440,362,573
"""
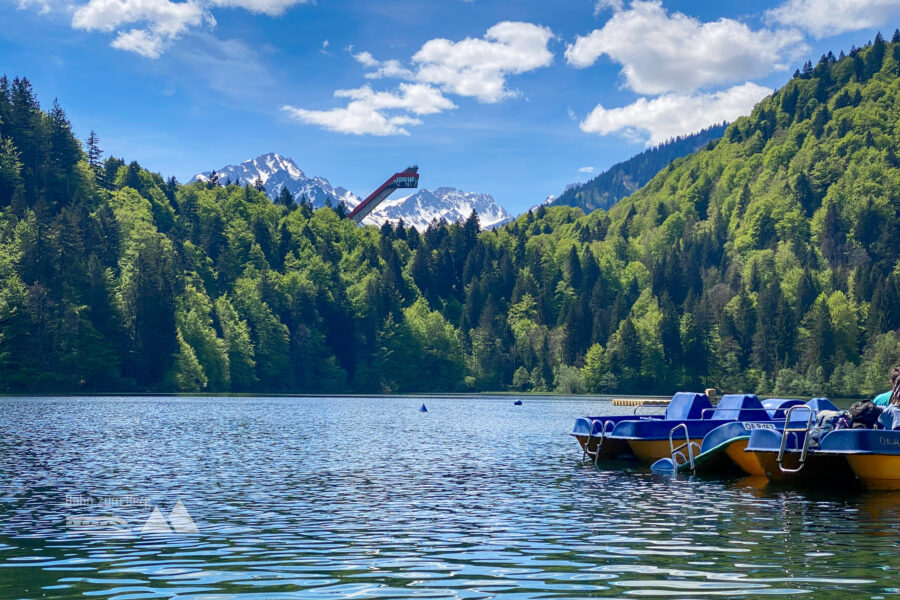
419,404,428,412
513,400,523,406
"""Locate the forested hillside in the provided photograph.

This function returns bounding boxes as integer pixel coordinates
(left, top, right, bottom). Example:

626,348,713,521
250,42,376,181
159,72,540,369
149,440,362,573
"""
2,34,900,396
551,123,727,213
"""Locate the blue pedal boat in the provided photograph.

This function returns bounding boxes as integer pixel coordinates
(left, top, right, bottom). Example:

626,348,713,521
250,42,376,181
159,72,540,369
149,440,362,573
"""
571,392,714,463
605,393,775,463
650,399,805,474
744,398,858,484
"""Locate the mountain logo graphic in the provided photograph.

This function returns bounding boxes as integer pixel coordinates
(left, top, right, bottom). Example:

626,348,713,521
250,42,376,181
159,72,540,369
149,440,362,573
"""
139,500,199,534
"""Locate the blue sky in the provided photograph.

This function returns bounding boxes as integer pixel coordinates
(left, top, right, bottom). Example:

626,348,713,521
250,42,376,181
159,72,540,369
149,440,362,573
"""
4,0,900,214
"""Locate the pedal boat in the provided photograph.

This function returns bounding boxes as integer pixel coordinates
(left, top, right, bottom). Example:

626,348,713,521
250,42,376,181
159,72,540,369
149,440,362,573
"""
571,391,716,462
572,410,665,463
607,393,775,463
650,399,805,475
744,399,857,485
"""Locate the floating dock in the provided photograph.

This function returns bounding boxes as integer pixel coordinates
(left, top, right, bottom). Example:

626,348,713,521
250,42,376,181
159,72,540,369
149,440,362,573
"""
611,397,670,407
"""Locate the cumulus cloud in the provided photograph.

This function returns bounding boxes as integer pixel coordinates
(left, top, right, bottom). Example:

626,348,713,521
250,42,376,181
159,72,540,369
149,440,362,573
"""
30,0,311,57
353,51,415,80
413,21,554,102
579,81,770,145
291,21,554,136
765,0,900,38
282,83,457,136
17,0,54,15
209,0,309,16
110,27,167,57
566,0,805,94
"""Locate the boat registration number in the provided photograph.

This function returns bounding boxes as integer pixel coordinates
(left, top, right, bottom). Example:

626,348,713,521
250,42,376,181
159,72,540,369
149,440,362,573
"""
743,422,776,430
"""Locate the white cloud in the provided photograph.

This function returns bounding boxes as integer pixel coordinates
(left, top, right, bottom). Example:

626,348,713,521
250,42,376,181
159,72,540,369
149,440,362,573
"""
282,83,457,136
352,50,379,68
413,21,554,102
594,0,623,15
72,0,205,36
352,51,415,80
566,0,805,94
111,27,166,57
290,21,554,136
766,0,900,38
209,0,310,17
579,81,770,145
578,166,595,173
17,0,53,15
33,0,310,57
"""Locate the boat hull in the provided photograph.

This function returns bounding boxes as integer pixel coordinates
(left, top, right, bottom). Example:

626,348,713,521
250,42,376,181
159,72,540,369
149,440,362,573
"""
627,438,704,463
572,434,633,461
819,430,900,490
751,450,854,484
725,438,765,476
845,455,900,490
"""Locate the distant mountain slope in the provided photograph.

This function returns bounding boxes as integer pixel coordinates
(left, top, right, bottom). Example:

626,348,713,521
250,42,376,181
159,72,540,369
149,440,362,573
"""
192,153,357,209
366,187,512,230
551,123,727,213
192,154,511,231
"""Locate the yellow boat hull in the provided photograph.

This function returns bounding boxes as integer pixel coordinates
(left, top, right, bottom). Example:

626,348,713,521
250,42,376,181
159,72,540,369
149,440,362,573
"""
627,438,703,463
725,439,765,476
846,454,900,490
751,450,854,484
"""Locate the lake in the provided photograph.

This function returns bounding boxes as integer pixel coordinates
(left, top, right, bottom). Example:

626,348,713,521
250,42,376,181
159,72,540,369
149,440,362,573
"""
0,395,897,599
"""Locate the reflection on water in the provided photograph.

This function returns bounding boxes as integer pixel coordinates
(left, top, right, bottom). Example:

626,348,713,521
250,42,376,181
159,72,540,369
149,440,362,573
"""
0,396,897,599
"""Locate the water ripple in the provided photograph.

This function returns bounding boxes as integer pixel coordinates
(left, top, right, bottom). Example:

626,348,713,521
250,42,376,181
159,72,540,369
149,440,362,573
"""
0,396,898,599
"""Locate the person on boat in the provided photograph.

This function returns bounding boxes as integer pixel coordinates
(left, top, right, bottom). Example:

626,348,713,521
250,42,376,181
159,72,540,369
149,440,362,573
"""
873,366,900,407
879,372,900,430
704,388,717,405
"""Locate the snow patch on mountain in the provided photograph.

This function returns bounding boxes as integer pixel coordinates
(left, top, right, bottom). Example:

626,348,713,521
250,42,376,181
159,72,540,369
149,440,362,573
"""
192,153,358,209
365,187,512,231
191,154,512,231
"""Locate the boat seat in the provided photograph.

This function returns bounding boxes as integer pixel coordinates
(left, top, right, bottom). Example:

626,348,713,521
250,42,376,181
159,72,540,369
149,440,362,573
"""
665,392,712,420
710,394,768,421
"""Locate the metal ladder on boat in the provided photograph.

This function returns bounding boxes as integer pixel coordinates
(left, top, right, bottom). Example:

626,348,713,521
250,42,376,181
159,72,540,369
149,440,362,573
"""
583,419,616,465
777,405,814,473
669,423,701,473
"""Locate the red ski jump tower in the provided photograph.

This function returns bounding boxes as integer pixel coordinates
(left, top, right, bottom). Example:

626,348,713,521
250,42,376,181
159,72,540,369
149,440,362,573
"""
347,166,419,224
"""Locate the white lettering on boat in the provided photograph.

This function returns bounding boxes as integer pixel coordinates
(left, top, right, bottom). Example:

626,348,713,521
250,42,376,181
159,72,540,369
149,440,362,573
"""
743,422,776,430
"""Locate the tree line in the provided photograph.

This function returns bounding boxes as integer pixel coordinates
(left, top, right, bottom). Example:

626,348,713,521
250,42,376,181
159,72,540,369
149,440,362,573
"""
1,34,900,396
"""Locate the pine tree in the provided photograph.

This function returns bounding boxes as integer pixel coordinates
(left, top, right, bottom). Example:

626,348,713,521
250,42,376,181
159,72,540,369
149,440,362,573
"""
85,130,102,171
276,185,294,208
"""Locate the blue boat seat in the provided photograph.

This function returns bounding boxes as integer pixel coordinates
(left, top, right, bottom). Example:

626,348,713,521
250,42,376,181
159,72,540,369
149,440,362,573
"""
710,394,768,421
762,398,805,419
665,392,712,420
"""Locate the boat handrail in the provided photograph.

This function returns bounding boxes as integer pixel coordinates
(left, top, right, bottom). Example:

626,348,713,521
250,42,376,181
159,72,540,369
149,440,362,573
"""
583,419,617,465
669,423,700,473
633,405,665,416
777,405,815,473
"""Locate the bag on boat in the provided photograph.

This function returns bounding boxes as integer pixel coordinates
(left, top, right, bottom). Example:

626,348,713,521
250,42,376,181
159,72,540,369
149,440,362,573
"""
808,410,842,448
848,400,883,429
833,411,852,430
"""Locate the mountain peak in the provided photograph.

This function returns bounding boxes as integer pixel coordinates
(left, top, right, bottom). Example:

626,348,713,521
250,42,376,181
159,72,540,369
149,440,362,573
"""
191,154,511,232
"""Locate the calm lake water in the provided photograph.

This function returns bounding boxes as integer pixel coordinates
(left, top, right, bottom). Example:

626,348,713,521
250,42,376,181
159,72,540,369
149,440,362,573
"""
0,395,897,599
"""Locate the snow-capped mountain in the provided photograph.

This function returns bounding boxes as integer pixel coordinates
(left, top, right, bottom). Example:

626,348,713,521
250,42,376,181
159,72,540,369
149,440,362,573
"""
365,187,512,231
191,153,512,231
192,153,358,209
